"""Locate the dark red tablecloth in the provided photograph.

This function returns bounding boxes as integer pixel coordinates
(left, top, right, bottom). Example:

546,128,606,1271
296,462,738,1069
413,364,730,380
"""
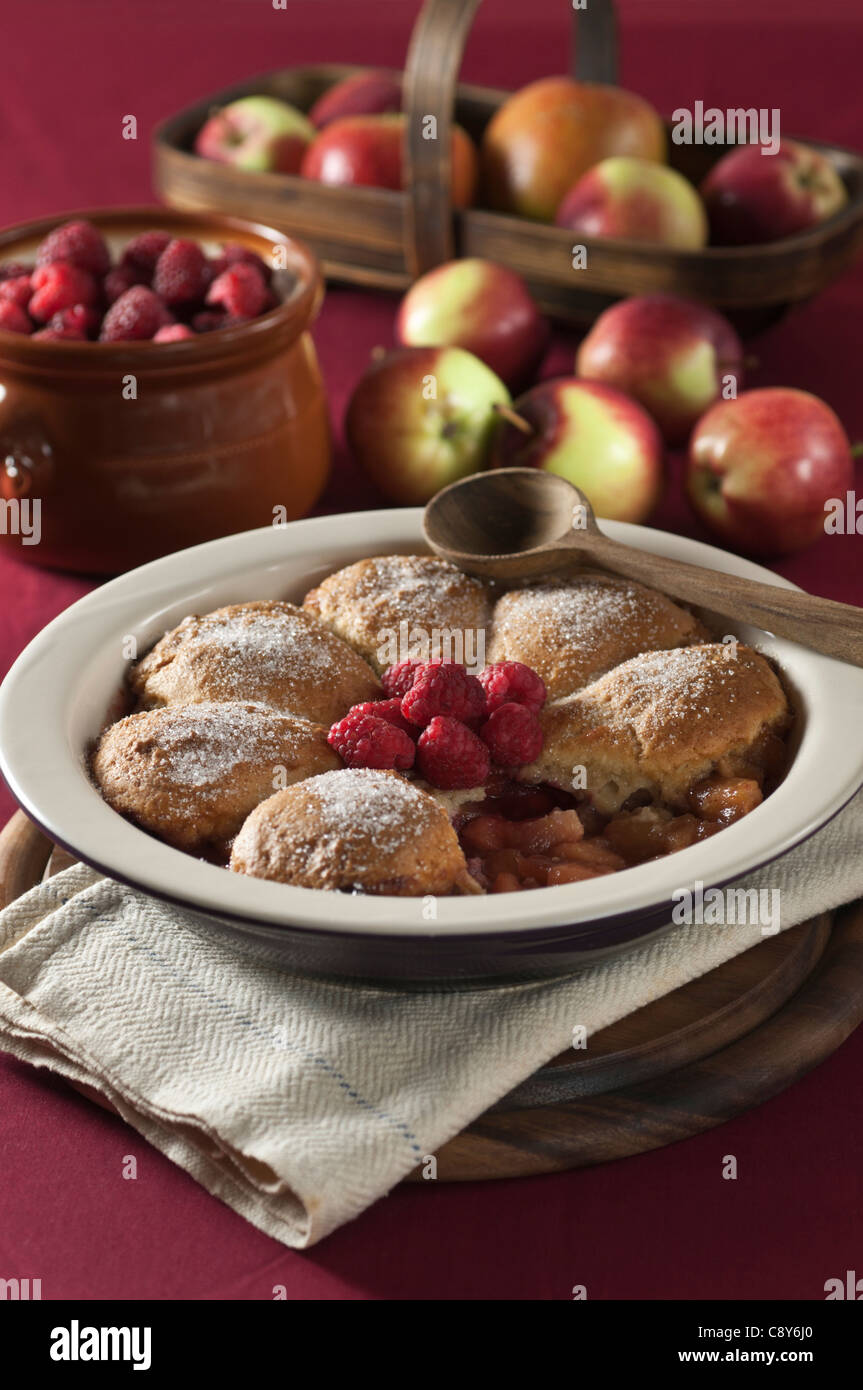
1,0,861,1300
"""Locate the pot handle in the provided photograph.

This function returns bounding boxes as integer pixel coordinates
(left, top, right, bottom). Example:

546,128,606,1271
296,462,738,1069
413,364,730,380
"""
1,451,35,500
402,0,620,275
0,401,54,543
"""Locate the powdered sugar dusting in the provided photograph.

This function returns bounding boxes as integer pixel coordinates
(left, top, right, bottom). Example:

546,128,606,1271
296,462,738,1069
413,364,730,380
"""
604,644,747,728
180,606,337,685
148,702,314,789
301,767,434,853
494,575,689,653
310,555,491,639
348,555,486,607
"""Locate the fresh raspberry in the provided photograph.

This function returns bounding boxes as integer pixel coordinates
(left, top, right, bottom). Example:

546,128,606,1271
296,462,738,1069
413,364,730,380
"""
348,698,417,739
33,327,75,341
0,275,33,309
327,710,415,771
35,220,110,276
0,300,32,335
153,323,195,342
480,661,547,715
0,261,33,283
480,702,543,767
416,715,490,790
46,304,99,339
104,264,144,304
402,660,486,728
190,309,226,334
381,659,425,699
211,243,273,285
121,231,172,280
99,286,166,342
152,239,208,306
29,263,99,322
206,262,268,318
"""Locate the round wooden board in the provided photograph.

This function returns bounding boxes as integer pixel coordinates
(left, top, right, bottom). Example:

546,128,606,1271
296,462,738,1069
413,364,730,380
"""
2,812,862,1184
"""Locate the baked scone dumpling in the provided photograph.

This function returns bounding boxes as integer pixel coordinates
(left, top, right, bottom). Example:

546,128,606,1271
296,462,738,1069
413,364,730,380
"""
521,643,789,813
488,571,706,701
231,767,481,895
92,701,339,852
303,554,493,674
130,601,380,724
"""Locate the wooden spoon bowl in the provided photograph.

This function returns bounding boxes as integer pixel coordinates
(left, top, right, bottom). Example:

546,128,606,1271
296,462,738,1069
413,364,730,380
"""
423,468,588,566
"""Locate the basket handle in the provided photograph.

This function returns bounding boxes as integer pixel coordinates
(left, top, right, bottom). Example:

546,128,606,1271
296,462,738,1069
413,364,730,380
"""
402,0,619,275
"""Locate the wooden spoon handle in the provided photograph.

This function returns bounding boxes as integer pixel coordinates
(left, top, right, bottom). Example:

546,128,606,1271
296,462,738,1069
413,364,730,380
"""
584,535,863,667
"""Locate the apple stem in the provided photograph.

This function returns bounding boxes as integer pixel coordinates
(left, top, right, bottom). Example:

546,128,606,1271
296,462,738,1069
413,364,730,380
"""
743,354,760,370
850,441,863,459
492,402,534,435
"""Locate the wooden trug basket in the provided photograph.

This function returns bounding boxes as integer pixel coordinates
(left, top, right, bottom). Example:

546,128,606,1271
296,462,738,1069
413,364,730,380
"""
154,0,863,330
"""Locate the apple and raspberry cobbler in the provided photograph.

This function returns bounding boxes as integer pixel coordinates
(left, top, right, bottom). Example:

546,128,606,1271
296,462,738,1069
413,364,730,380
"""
91,554,791,896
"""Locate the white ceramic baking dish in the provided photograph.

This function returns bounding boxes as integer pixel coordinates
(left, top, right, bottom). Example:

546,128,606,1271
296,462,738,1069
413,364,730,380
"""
1,510,861,981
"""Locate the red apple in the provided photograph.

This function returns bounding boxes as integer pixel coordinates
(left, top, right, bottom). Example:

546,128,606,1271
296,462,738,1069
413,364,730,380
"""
301,114,477,208
556,158,708,249
195,96,314,175
489,378,664,524
345,346,510,505
395,258,549,389
686,388,854,555
576,294,743,444
309,71,401,128
701,139,848,245
480,77,666,222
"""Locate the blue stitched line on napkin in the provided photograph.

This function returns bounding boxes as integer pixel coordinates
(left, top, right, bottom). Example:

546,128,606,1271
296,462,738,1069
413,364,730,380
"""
104,919,424,1158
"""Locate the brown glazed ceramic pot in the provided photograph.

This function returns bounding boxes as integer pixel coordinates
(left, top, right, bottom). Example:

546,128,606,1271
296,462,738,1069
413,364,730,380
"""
0,207,331,574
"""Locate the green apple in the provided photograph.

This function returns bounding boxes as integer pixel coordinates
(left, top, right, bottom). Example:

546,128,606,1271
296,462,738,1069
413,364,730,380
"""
395,258,549,389
345,346,510,504
686,388,854,555
556,156,708,248
576,294,744,444
489,377,664,523
195,96,314,175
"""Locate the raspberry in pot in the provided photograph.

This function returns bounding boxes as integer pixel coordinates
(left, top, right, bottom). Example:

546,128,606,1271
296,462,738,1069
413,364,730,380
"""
0,300,32,335
381,659,425,699
480,661,546,715
29,263,99,322
35,219,110,277
38,307,92,341
480,701,543,767
328,710,415,771
99,286,167,342
153,239,208,306
206,262,269,318
121,231,172,280
153,324,195,342
347,698,418,739
50,304,100,339
0,276,33,309
104,264,142,304
190,309,227,334
211,243,273,285
416,715,490,789
402,660,486,728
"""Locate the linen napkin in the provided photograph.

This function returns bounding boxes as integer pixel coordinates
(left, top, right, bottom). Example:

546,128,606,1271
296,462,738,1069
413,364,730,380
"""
0,789,861,1248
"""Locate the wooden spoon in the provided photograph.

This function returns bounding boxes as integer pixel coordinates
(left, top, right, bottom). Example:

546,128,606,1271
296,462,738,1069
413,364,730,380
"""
423,468,863,668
